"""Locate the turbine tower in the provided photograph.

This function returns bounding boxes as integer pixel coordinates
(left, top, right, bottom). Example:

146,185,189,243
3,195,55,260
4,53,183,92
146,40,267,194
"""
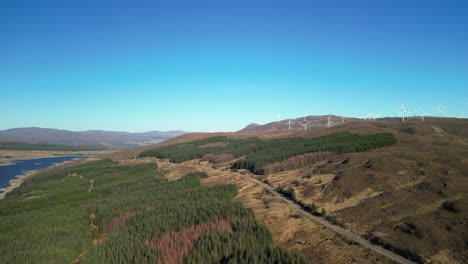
419,107,430,121
401,103,411,122
396,102,411,122
326,115,333,128
286,119,294,130
298,121,311,130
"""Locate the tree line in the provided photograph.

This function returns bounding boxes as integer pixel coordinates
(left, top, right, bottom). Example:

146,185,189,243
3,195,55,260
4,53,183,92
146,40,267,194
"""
231,133,397,174
139,132,396,175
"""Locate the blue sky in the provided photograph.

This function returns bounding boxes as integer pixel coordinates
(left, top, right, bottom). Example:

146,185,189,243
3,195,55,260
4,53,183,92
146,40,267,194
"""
1,0,467,132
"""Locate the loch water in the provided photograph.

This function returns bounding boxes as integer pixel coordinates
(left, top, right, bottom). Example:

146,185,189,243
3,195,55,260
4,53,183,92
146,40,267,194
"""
0,156,83,191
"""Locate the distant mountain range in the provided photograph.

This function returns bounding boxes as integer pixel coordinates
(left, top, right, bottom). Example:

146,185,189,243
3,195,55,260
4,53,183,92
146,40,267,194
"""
0,127,186,149
239,115,360,132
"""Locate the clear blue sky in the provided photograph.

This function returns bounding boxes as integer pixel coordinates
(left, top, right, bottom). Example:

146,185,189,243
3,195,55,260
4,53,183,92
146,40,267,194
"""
1,0,467,132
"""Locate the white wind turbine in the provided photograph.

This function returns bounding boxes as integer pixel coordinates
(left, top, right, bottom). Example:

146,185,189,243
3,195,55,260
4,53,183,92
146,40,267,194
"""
434,104,445,117
286,119,294,130
372,113,380,121
396,102,411,122
364,113,378,121
419,107,430,121
326,114,334,128
401,103,411,122
298,121,311,130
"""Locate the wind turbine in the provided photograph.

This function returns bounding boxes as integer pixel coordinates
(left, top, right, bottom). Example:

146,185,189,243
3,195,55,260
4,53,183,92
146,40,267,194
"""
434,104,445,117
372,113,380,121
277,113,282,124
419,107,430,121
364,113,378,121
286,119,294,130
401,103,411,122
326,115,334,128
396,102,411,122
298,121,311,130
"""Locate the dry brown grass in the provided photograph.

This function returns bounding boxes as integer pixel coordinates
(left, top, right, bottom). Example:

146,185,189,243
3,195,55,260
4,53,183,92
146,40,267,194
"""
156,160,197,180
200,153,235,164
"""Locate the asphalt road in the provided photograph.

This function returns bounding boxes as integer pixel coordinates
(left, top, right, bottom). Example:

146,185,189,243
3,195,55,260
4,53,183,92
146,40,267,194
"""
239,173,417,264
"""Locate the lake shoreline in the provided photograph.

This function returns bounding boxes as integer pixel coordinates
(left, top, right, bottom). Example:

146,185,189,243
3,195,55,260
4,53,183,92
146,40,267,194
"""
0,149,114,167
0,161,15,167
0,154,82,167
0,157,88,199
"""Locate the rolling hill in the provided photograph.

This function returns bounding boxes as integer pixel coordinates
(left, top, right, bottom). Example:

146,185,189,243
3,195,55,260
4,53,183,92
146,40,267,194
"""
0,141,105,151
0,127,186,149
238,115,360,132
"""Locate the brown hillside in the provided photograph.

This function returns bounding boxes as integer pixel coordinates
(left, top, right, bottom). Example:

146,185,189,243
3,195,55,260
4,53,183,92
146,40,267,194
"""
261,118,468,263
239,115,360,132
105,117,468,263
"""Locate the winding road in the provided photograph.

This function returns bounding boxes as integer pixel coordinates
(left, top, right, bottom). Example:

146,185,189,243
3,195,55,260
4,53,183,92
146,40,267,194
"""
239,172,416,264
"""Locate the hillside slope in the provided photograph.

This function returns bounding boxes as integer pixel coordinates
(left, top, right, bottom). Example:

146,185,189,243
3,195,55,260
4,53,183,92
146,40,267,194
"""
0,141,105,151
128,117,468,263
239,115,360,132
